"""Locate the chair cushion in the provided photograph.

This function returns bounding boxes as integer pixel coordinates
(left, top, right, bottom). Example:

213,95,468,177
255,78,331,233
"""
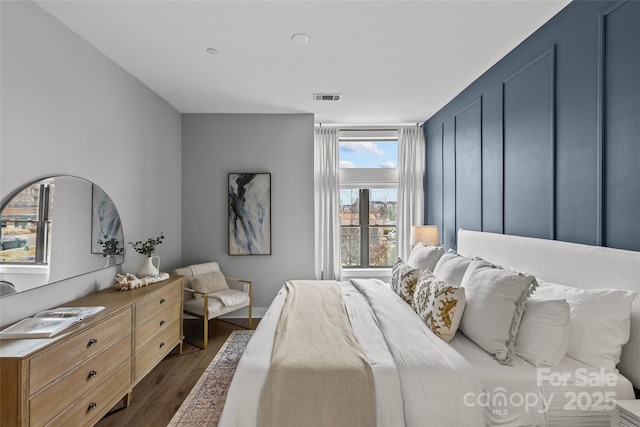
184,289,250,320
190,271,229,299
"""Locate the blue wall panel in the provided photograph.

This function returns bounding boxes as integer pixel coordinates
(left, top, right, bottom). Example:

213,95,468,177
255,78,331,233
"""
603,1,640,251
425,125,444,242
503,49,555,240
455,98,482,233
423,1,640,251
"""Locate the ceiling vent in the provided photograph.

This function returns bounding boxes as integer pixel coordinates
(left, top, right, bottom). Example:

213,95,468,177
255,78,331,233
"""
313,93,343,101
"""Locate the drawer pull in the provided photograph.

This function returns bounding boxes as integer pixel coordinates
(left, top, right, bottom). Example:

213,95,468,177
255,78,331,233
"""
159,342,165,349
87,338,98,347
88,370,98,379
159,320,166,327
160,298,166,304
88,402,97,411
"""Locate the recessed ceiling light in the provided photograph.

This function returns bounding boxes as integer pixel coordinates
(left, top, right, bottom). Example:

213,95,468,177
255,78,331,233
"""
291,33,310,45
206,48,218,55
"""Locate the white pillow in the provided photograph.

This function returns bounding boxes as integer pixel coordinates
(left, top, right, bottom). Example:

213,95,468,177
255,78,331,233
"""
406,243,445,272
432,253,472,287
459,259,537,365
533,281,637,372
515,298,571,367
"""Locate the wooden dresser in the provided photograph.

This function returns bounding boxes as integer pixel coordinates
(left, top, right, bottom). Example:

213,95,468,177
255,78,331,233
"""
0,275,183,426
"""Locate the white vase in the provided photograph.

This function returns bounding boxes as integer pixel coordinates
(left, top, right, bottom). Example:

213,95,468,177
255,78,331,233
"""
137,256,160,277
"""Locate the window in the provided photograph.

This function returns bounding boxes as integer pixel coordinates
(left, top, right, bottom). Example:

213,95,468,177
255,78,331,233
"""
339,129,398,268
0,182,53,264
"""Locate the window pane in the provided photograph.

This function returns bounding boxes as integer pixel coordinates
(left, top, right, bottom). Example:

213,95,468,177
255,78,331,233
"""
369,188,397,225
339,141,398,169
369,226,396,267
340,189,360,225
0,183,51,263
341,226,361,267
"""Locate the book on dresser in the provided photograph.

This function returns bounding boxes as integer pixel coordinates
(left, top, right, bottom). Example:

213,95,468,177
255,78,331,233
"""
0,306,105,339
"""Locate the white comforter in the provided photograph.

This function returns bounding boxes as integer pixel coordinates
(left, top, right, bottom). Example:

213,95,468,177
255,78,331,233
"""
219,279,485,427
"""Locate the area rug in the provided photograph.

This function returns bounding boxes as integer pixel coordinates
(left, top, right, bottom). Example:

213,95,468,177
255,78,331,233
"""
169,330,254,427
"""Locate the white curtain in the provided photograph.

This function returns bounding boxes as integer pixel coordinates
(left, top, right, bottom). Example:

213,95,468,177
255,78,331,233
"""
314,127,342,280
397,126,426,261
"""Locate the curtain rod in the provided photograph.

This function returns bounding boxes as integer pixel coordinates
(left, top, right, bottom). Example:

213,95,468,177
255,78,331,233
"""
314,122,423,128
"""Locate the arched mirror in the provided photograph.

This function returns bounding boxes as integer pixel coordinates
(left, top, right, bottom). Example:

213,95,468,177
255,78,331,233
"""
0,176,124,298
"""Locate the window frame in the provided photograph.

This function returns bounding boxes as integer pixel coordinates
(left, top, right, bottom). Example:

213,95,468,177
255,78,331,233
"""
339,129,398,269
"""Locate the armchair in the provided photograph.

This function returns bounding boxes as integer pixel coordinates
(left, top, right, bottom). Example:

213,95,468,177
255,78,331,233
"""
173,261,252,349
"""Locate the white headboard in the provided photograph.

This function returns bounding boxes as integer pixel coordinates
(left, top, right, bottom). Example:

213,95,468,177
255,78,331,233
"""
457,229,640,390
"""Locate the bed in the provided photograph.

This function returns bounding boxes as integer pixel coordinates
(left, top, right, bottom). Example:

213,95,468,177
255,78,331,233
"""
219,230,639,427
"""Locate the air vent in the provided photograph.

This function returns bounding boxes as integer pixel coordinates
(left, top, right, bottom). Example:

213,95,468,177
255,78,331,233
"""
313,93,343,101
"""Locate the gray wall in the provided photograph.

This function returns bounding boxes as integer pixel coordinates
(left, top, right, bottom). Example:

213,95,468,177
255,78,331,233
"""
0,1,182,326
424,0,640,251
181,114,315,314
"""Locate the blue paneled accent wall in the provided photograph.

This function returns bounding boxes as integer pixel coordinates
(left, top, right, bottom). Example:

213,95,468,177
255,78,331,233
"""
423,0,640,251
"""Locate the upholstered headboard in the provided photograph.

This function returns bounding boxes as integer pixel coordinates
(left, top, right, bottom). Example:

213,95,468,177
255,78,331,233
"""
457,229,640,389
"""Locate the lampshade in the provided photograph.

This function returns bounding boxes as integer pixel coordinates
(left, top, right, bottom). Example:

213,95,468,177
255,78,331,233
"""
410,225,439,247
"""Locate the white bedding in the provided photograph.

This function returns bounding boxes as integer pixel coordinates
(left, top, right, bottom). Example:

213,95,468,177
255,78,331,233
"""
219,280,485,427
220,279,634,427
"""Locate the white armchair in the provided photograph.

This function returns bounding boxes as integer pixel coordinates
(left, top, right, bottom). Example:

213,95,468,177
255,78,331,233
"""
173,261,252,349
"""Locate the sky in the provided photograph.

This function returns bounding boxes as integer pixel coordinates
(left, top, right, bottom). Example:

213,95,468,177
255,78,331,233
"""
339,140,398,205
339,141,398,169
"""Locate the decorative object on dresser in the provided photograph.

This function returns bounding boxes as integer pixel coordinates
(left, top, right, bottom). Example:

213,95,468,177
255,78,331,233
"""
129,232,165,277
0,275,184,426
113,272,170,291
228,173,271,256
0,306,104,339
173,261,252,349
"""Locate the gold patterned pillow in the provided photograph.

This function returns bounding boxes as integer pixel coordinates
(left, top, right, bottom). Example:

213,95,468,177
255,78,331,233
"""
391,258,421,305
412,270,466,342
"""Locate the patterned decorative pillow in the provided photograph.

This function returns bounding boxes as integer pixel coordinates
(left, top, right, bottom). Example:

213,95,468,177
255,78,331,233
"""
390,258,421,305
413,270,466,342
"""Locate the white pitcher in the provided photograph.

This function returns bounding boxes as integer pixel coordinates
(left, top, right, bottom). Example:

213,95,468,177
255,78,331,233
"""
137,256,160,277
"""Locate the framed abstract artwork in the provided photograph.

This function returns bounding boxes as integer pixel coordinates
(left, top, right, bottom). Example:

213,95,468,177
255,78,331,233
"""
91,184,123,254
228,173,271,255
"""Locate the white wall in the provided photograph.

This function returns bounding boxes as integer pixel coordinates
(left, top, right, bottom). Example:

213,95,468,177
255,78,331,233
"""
0,1,182,326
181,114,315,313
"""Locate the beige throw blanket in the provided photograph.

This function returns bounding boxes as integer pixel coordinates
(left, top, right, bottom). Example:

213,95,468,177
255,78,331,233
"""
257,280,376,427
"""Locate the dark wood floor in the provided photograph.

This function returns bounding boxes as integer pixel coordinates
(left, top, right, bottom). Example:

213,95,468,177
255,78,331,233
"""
97,318,255,427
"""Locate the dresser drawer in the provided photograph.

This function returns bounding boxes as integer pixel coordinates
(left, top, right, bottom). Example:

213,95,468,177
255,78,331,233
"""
135,299,181,353
134,320,180,380
44,361,131,427
29,309,131,394
29,336,131,427
135,282,182,327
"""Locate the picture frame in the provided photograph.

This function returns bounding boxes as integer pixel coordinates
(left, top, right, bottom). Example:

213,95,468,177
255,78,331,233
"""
228,173,271,256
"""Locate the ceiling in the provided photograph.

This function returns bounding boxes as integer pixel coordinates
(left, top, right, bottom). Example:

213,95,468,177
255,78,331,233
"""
35,0,570,125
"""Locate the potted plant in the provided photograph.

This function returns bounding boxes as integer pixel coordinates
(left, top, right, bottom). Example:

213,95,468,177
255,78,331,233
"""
129,232,164,277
